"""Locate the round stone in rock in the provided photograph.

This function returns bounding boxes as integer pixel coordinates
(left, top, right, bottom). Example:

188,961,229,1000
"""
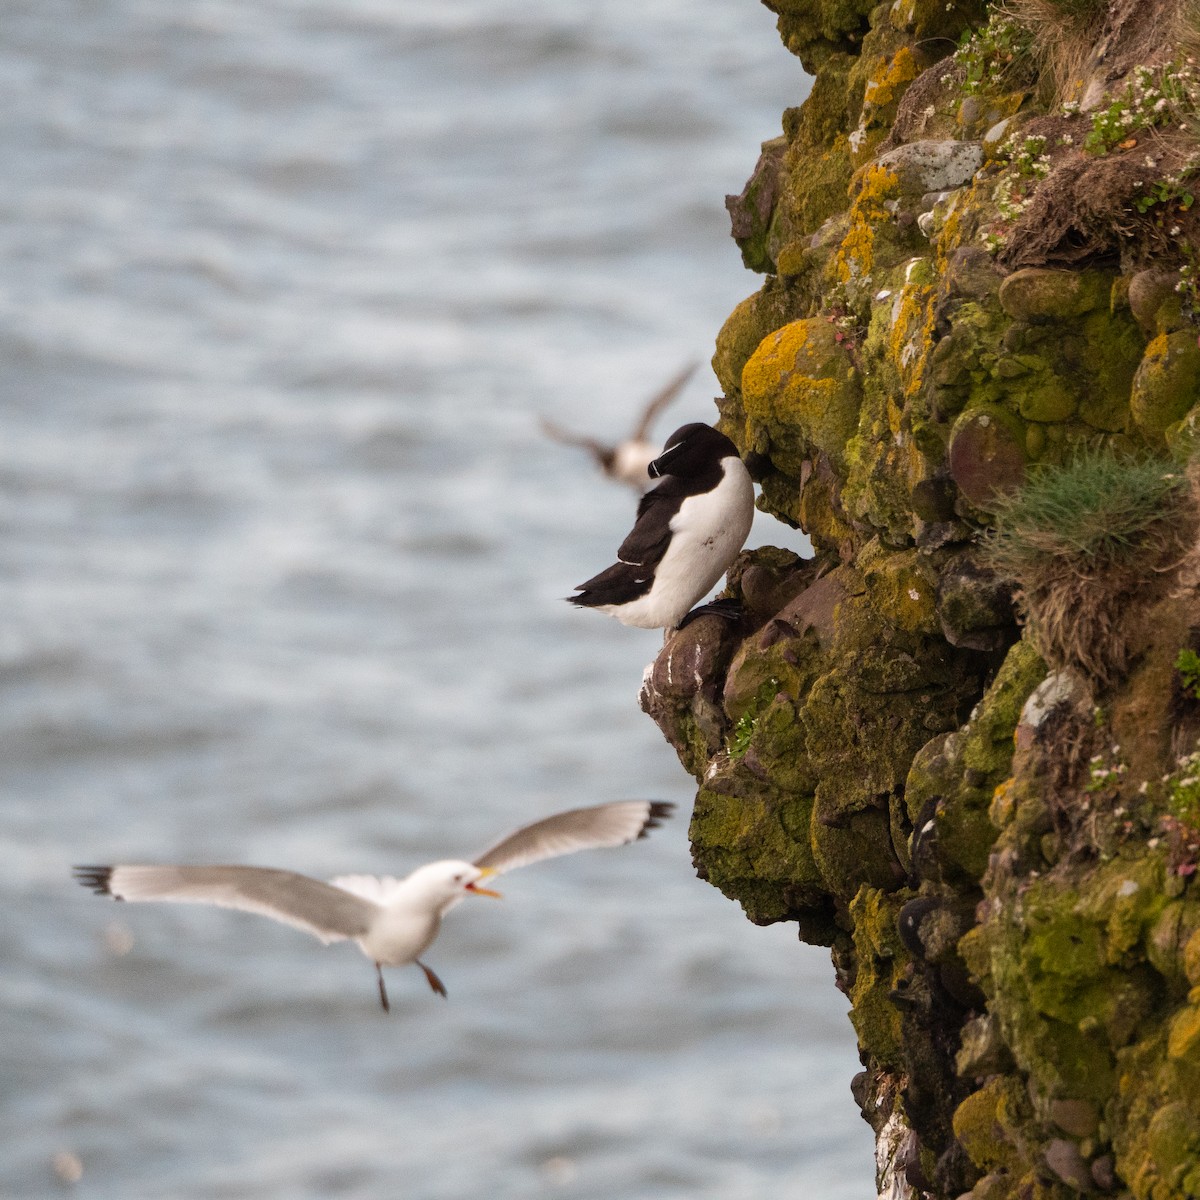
1131,330,1200,436
998,268,1111,322
1043,1139,1092,1192
947,405,1028,507
1127,268,1181,334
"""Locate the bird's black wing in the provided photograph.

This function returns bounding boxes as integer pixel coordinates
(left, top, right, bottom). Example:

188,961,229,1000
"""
615,482,686,566
569,485,684,605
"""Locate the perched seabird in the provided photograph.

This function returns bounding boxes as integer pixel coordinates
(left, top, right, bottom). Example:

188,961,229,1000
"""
540,362,697,491
73,800,672,1012
567,422,754,629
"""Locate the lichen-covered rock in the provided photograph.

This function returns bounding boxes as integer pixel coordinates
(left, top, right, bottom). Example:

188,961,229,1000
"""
874,139,983,194
1131,331,1200,439
651,2,1200,1197
997,269,1111,323
740,317,863,475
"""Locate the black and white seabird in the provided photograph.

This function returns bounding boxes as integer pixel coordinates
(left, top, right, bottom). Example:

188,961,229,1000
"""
540,363,697,491
73,800,672,1012
567,422,755,629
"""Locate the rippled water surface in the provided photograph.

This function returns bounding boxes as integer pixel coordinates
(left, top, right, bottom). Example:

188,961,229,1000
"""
1,2,876,1197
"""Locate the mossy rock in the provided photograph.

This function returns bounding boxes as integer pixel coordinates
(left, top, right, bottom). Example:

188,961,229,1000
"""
763,0,875,73
952,1075,1032,1175
948,403,1029,509
1131,331,1200,439
997,269,1112,323
740,318,863,476
689,785,828,925
726,136,789,274
712,279,814,409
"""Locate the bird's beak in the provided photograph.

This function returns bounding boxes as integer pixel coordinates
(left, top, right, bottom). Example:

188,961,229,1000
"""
466,868,502,899
648,442,682,479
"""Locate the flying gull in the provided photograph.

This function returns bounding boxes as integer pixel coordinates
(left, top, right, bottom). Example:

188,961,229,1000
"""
74,800,672,1012
540,362,698,491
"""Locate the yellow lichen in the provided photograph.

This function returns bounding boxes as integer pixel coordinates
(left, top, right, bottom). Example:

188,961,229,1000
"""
862,46,920,111
740,318,862,471
833,165,901,286
888,276,938,402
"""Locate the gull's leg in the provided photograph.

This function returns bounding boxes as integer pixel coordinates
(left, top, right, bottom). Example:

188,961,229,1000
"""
416,959,448,998
375,962,391,1013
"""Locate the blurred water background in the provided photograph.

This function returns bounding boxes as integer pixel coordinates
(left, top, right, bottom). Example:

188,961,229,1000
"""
0,1,877,1197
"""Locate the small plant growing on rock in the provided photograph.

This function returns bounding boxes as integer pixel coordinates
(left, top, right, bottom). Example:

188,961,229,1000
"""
1085,747,1127,793
984,451,1193,687
954,14,1035,96
1176,648,1200,698
1161,744,1200,875
1084,61,1200,155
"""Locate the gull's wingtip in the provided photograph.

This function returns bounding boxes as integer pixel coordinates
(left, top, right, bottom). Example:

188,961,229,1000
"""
639,801,675,838
72,865,116,896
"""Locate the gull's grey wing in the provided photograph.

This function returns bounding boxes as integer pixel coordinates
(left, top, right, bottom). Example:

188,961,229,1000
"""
472,801,673,875
72,864,378,944
538,416,610,461
631,362,698,441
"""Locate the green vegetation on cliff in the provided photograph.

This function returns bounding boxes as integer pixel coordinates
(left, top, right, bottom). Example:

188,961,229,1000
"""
643,0,1200,1196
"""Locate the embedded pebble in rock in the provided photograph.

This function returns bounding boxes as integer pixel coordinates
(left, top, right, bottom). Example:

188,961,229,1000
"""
947,405,1028,507
1127,268,1182,335
997,267,1111,322
1043,1138,1092,1192
874,138,983,193
1131,330,1200,436
1049,1098,1100,1139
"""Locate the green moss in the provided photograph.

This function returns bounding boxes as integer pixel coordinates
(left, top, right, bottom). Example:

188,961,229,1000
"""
766,0,875,73
689,785,827,925
1131,331,1200,439
847,886,909,1065
953,1075,1031,1174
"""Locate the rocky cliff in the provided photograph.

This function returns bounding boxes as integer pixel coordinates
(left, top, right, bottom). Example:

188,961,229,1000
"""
643,1,1200,1196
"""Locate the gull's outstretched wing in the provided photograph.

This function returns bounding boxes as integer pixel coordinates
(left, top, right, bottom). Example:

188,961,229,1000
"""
472,800,673,875
538,416,609,460
72,864,378,944
630,362,697,441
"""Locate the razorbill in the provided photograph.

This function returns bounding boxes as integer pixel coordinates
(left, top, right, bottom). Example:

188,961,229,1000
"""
540,362,697,491
567,422,754,629
74,800,672,1012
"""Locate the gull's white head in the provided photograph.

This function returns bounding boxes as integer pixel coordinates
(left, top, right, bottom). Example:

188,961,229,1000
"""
405,860,502,912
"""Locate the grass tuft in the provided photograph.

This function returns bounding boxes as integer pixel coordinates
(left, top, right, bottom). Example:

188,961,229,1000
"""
984,450,1193,687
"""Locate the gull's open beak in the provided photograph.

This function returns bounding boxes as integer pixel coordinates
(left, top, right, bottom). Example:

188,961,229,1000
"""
466,868,502,899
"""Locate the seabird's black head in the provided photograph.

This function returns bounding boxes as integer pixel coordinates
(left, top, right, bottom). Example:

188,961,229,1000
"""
647,423,739,480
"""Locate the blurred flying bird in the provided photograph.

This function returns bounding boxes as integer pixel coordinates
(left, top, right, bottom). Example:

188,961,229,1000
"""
540,362,698,491
74,800,672,1012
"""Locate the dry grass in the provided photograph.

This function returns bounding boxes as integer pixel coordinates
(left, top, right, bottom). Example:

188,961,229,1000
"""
984,451,1194,688
1002,0,1108,103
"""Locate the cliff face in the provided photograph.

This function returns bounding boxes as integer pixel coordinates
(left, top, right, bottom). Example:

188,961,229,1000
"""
643,2,1200,1196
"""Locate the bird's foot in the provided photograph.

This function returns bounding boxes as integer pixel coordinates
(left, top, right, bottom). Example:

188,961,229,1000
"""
417,960,448,999
676,597,744,629
375,962,391,1014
